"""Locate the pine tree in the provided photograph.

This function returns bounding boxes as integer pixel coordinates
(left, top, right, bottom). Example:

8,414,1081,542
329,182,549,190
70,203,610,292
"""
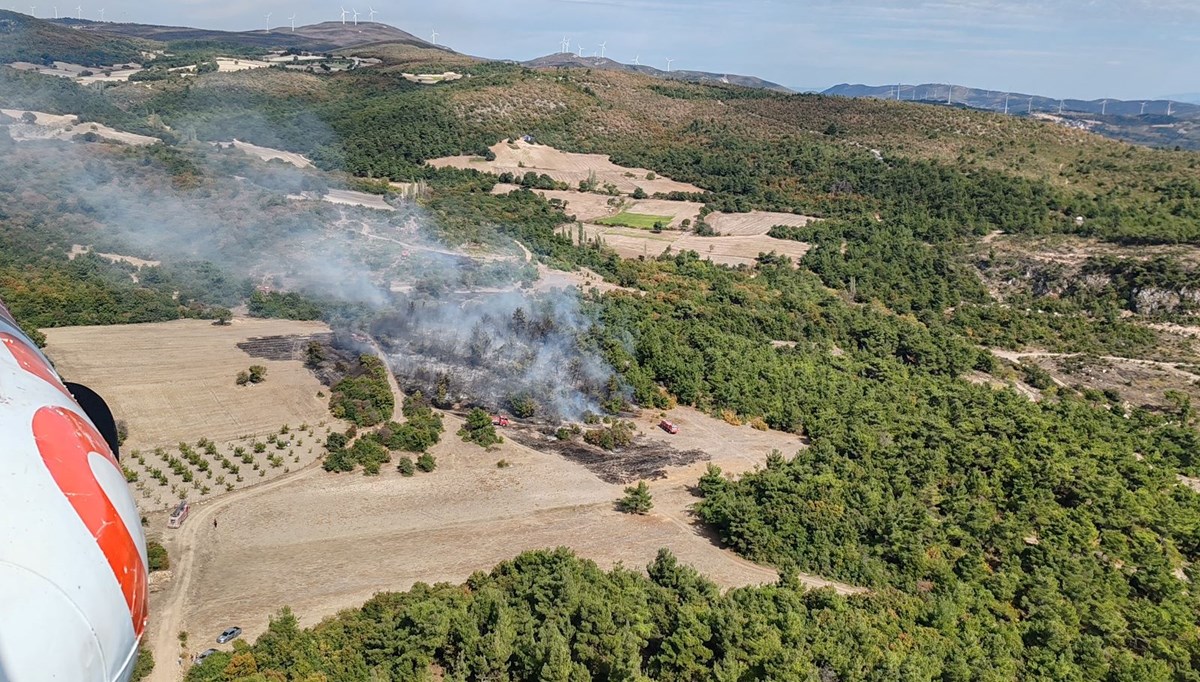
619,481,653,515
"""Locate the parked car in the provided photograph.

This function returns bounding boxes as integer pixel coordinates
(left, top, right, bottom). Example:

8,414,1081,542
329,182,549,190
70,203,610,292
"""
216,626,242,644
195,649,218,664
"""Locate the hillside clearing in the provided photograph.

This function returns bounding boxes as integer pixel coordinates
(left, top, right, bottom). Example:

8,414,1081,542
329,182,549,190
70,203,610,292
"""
428,139,704,195
1,108,159,145
581,224,810,267
217,139,314,168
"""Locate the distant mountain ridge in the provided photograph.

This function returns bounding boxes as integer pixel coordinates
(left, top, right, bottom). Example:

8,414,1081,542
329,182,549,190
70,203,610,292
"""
70,19,446,53
523,53,791,93
824,83,1199,118
825,82,1200,150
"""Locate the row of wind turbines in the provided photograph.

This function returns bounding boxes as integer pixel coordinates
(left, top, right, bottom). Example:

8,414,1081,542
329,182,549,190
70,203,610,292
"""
261,6,440,46
888,84,1178,117
28,5,106,21
557,37,674,72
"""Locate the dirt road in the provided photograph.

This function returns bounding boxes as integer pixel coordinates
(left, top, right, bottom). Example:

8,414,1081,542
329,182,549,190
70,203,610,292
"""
146,464,325,682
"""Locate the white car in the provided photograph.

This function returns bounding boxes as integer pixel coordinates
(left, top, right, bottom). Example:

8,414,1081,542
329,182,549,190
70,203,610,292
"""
217,626,242,644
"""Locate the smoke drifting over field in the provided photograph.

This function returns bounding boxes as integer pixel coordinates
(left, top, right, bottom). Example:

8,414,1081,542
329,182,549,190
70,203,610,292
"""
375,291,615,421
0,107,620,422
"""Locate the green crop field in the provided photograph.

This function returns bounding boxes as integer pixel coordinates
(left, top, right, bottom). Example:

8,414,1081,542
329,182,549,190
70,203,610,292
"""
595,212,673,229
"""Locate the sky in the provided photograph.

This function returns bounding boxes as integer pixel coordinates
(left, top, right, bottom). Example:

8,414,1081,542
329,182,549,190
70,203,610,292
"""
18,0,1200,100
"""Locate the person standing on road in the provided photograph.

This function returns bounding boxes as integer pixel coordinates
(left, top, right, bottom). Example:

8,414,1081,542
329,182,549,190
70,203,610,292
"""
213,518,217,530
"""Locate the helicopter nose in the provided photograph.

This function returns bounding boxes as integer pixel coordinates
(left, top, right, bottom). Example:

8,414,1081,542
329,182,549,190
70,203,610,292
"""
0,562,109,681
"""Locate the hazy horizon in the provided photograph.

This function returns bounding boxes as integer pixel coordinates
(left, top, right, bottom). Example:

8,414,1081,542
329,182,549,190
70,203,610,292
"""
12,0,1199,100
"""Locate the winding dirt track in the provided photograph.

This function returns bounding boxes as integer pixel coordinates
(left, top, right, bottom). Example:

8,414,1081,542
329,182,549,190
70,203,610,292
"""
146,465,325,681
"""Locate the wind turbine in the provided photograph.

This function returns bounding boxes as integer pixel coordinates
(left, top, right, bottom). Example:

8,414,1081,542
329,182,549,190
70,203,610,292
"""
52,5,56,17
1140,101,1147,115
1058,99,1065,114
264,11,271,32
96,6,102,20
1167,101,1175,116
1101,99,1108,115
74,3,80,19
598,41,607,59
577,43,583,57
1027,97,1033,114
560,36,569,53
351,8,358,25
339,6,347,24
368,6,376,21
946,84,953,105
29,6,35,17
633,55,640,66
430,28,438,44
1004,93,1010,115
666,57,674,72
289,14,296,31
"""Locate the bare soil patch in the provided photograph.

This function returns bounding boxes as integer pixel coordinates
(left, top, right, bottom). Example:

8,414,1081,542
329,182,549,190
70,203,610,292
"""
430,140,703,196
69,244,162,268
991,349,1200,412
218,139,313,168
288,189,395,211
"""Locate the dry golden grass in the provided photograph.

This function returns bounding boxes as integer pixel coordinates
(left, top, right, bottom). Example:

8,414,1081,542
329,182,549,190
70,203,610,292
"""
43,318,338,449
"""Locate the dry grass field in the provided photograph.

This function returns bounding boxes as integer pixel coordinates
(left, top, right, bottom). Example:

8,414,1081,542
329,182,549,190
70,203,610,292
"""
430,140,704,195
43,318,344,511
145,405,855,680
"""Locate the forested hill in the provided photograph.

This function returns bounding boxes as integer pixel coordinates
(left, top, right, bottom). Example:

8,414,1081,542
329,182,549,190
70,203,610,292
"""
523,53,792,92
0,10,142,65
71,19,441,53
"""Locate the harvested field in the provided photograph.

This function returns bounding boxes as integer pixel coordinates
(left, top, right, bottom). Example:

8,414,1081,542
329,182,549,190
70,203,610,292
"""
1,108,159,146
42,319,344,509
706,210,819,236
401,71,463,84
6,60,143,83
429,140,703,195
43,318,337,448
673,234,811,267
582,224,810,267
215,58,271,72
